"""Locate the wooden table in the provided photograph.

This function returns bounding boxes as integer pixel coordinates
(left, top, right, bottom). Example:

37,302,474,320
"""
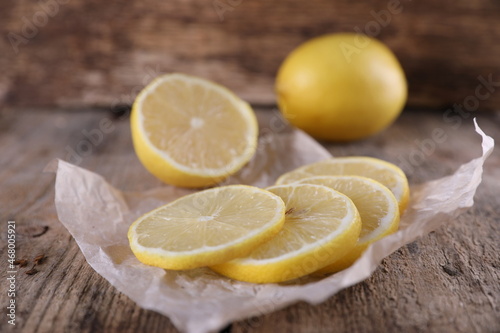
1,108,499,332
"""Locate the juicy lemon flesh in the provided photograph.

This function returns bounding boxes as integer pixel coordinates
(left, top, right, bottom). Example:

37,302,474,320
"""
299,176,399,241
141,78,252,170
276,157,409,213
276,33,407,141
298,176,400,273
132,73,258,188
211,184,361,283
128,185,285,270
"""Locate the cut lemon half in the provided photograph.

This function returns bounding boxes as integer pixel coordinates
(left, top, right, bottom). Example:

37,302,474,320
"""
276,157,410,213
298,176,400,273
128,185,285,270
210,184,361,283
131,73,258,188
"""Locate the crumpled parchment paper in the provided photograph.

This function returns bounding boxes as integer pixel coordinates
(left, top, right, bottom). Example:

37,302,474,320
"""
46,118,494,333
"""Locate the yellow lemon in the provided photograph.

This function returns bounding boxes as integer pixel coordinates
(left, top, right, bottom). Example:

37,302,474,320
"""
298,176,399,273
275,33,407,141
131,73,258,188
276,156,410,213
210,184,361,283
128,185,286,270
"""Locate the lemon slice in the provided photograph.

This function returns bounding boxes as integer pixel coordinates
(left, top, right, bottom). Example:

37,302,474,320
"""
131,73,258,188
276,157,410,213
298,176,400,273
128,185,285,270
210,184,361,283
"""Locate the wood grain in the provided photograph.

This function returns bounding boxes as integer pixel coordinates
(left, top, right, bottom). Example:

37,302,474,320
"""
1,0,500,110
1,108,499,332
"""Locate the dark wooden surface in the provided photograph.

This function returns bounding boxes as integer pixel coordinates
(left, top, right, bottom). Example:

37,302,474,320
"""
1,108,499,333
1,0,500,110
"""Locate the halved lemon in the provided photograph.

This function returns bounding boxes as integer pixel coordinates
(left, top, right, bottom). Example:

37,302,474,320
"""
298,176,400,273
128,185,286,270
276,157,410,212
210,184,361,283
131,73,258,188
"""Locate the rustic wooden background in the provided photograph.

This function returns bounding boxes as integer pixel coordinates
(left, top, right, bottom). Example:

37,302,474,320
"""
1,1,500,332
1,0,500,110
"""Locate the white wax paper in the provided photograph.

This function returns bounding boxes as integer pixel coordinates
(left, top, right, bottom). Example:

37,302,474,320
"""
46,119,494,333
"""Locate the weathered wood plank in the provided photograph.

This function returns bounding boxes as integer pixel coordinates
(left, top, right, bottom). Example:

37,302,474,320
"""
0,108,499,333
1,0,500,109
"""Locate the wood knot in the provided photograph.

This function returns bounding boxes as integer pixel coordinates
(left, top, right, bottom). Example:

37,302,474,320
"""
441,264,461,276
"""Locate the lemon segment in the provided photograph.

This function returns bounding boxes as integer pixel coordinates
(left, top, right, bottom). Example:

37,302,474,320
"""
131,73,258,188
276,156,410,213
210,184,361,283
128,185,286,270
298,176,400,273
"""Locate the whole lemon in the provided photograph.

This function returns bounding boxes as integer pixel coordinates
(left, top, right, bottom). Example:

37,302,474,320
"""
275,33,407,141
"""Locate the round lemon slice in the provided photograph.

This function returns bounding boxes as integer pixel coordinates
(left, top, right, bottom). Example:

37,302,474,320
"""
131,73,258,188
210,184,361,283
128,185,285,270
276,156,410,213
299,176,400,273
